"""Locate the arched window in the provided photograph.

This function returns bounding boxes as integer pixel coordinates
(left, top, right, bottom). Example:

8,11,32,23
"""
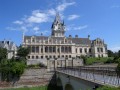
80,48,82,53
53,47,56,53
45,46,48,53
65,47,67,53
36,46,39,53
32,46,35,53
36,56,39,59
69,46,71,53
61,46,64,53
41,48,43,53
49,47,52,53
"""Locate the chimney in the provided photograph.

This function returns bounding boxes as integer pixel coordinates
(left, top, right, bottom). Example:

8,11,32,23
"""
75,35,78,38
69,35,72,38
88,35,90,39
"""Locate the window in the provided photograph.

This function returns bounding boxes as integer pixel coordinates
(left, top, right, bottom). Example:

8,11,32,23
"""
62,55,64,58
41,56,43,59
65,47,68,53
32,38,35,42
76,48,77,53
49,47,52,53
58,55,60,58
57,48,59,53
98,55,100,58
36,56,39,59
66,55,68,58
41,48,43,53
45,56,48,58
32,46,35,53
84,48,87,53
53,55,56,58
69,46,71,53
101,54,103,57
101,48,103,52
36,46,39,53
61,46,64,53
32,56,34,59
28,56,30,59
89,48,91,53
80,48,82,53
53,47,56,53
69,55,71,58
28,46,31,53
45,46,48,53
49,55,52,58
97,48,99,52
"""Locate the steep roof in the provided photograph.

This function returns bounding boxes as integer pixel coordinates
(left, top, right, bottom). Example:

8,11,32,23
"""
0,41,17,50
68,38,91,45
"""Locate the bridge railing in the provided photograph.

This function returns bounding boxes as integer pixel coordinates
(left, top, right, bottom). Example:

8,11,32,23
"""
56,66,120,86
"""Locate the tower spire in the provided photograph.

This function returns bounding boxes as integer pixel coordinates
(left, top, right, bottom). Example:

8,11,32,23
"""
51,12,65,37
22,31,25,43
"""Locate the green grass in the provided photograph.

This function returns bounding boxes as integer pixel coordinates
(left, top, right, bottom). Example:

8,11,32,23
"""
97,86,120,90
0,86,47,90
85,57,114,65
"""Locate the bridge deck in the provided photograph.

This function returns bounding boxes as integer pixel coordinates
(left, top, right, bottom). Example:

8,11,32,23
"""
56,67,120,87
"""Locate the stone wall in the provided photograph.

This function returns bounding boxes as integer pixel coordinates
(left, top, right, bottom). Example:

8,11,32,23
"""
17,68,54,86
47,58,83,71
0,68,54,88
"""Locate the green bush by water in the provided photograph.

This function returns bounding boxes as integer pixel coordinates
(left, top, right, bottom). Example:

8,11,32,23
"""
84,57,114,65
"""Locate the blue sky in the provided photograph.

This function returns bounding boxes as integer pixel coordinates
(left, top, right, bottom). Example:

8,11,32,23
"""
0,0,120,51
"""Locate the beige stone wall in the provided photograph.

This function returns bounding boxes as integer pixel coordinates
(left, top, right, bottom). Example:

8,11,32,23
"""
47,59,83,71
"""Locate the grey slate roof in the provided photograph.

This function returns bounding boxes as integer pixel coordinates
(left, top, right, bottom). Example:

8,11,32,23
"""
24,36,91,45
68,38,91,45
24,36,48,40
0,41,17,50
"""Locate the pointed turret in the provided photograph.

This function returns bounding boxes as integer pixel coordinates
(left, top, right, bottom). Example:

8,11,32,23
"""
51,12,65,37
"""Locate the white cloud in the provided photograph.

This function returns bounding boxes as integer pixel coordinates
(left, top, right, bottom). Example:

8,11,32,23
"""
74,25,88,30
8,0,77,35
66,25,88,31
48,9,56,16
68,14,80,20
33,26,39,31
13,20,23,25
56,2,75,12
27,11,49,23
6,26,28,32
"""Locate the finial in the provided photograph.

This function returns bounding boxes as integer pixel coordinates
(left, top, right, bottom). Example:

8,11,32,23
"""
41,33,43,36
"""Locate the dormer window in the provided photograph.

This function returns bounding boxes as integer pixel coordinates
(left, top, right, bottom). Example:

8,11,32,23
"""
32,38,35,42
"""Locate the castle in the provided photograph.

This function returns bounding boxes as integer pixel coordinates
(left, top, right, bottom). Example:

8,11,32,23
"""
22,13,108,65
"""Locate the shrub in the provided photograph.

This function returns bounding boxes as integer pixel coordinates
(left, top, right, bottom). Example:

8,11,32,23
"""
97,86,119,90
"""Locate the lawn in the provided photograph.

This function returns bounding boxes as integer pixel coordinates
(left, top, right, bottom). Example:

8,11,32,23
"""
85,57,114,65
0,86,47,90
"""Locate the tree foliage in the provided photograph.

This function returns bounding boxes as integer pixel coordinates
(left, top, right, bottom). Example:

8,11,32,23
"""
0,48,7,60
17,46,30,58
0,59,26,83
107,50,114,57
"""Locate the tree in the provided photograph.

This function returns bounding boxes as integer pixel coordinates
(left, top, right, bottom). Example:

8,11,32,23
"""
0,59,26,86
17,46,30,59
118,50,120,57
107,50,114,57
116,58,120,77
0,48,7,61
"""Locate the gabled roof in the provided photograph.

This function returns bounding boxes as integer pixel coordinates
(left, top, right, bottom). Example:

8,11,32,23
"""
0,41,17,50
